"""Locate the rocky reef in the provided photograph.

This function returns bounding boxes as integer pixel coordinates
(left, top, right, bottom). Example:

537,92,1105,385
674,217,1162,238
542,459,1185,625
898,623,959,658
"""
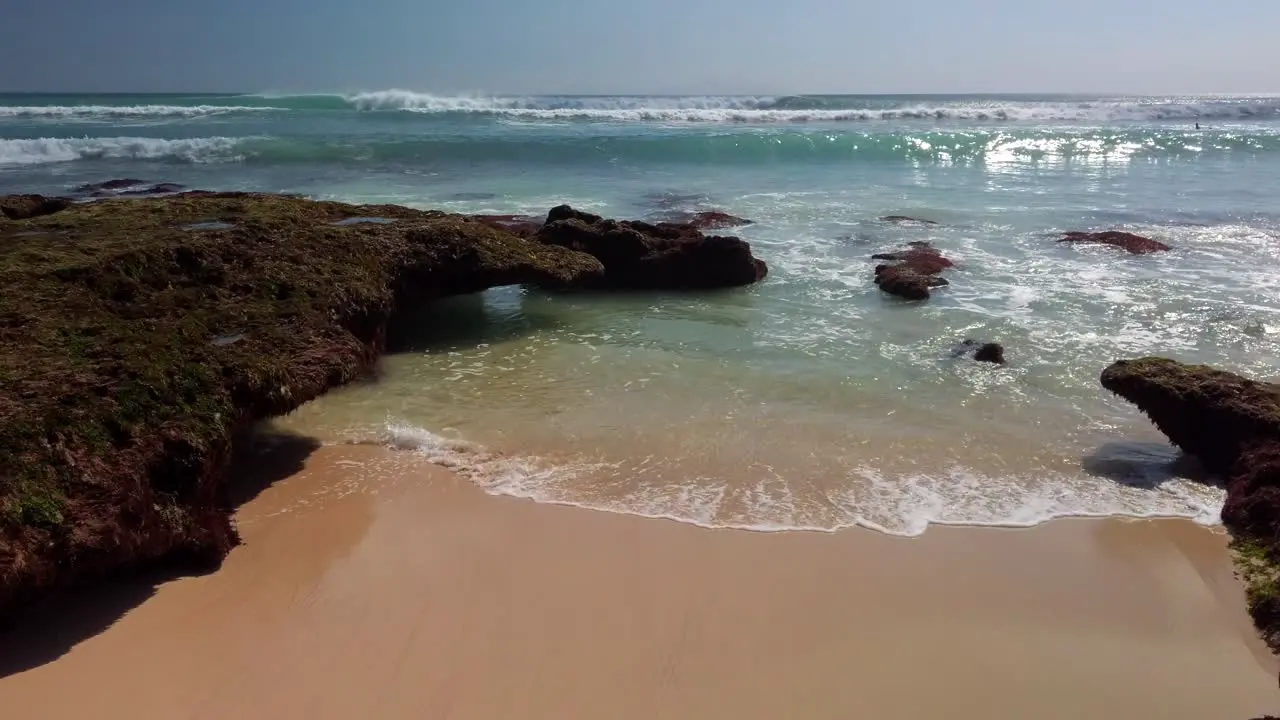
1101,357,1280,649
1060,231,1170,254
0,192,767,614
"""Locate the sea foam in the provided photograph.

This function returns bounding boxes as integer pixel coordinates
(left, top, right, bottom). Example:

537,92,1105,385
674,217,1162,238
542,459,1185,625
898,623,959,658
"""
0,105,281,119
0,136,249,166
380,423,1225,537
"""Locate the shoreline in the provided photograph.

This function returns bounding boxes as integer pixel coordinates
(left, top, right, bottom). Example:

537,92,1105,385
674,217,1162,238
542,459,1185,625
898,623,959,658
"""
1,442,1276,719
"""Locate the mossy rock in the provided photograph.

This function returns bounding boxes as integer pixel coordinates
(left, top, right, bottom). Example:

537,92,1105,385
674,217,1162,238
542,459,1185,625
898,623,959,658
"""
0,192,604,612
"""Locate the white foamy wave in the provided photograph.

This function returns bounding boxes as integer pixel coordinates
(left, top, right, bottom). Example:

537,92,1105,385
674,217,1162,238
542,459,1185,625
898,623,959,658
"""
381,424,1225,537
0,105,281,119
345,90,779,113
336,91,1280,123
0,136,249,166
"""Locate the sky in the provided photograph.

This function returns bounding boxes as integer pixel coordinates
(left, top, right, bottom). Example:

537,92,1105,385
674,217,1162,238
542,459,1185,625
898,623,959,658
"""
1,0,1277,94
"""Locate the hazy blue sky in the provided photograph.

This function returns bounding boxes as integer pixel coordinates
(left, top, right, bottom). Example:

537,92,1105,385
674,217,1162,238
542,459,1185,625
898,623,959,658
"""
2,0,1276,94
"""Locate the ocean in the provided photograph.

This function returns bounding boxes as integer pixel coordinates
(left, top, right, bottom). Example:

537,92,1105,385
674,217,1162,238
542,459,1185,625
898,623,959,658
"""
3,91,1279,534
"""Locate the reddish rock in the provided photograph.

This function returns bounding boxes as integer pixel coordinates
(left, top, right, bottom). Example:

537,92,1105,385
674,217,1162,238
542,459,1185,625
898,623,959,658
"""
874,264,947,301
872,247,955,275
536,206,767,290
872,242,953,300
1060,231,1170,254
0,194,73,220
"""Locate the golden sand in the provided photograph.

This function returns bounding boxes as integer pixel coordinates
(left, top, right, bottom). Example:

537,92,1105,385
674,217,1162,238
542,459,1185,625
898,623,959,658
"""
1,443,1277,719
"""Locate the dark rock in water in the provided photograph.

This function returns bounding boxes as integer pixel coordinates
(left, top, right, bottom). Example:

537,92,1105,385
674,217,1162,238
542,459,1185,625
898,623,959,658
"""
468,214,544,238
658,210,754,230
120,182,187,197
73,178,147,194
536,205,767,289
952,339,1005,364
1101,357,1280,651
871,247,954,275
872,242,954,300
546,204,603,226
881,215,939,225
1060,231,1170,254
974,342,1005,364
643,191,710,210
1,194,73,220
450,192,497,201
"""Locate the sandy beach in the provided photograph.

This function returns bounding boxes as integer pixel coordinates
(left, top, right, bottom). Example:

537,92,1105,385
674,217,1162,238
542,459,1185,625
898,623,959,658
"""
1,440,1277,719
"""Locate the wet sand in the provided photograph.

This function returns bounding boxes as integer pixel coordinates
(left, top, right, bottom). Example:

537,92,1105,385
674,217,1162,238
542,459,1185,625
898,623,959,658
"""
1,443,1278,719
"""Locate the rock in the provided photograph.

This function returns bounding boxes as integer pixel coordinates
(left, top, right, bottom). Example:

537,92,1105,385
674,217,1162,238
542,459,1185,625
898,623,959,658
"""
952,339,1005,364
880,215,939,225
872,243,953,300
1100,358,1280,474
468,214,544,238
0,192,619,616
72,178,148,194
536,206,767,290
546,204,602,226
658,210,754,230
1059,231,1170,254
120,182,187,197
874,265,946,301
871,247,955,275
1101,357,1280,651
974,342,1005,364
0,194,74,220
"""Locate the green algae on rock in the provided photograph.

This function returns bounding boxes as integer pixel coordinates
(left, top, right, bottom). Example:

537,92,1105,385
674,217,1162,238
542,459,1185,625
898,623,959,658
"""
0,190,771,615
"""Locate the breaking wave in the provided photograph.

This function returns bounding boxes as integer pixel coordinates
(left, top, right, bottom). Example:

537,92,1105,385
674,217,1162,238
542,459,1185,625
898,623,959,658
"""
379,424,1224,537
0,136,249,166
252,90,1280,123
0,105,282,119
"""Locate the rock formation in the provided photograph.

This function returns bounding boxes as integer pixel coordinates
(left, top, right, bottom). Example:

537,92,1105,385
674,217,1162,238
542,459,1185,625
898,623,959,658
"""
1101,357,1280,649
536,204,767,289
0,192,767,616
1060,231,1170,254
0,194,73,221
871,242,954,300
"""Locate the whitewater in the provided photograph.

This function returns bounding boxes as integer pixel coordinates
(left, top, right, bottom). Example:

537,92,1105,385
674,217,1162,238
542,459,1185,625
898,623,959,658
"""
2,90,1278,535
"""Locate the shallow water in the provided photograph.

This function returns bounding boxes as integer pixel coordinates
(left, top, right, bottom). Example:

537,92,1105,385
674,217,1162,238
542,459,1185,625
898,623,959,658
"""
4,91,1279,533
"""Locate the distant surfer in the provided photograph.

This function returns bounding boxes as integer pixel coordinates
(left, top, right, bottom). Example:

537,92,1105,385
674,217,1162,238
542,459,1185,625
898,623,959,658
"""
1195,122,1200,130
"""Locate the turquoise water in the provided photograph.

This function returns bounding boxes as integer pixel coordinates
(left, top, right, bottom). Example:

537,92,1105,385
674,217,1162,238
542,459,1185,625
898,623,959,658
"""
4,91,1280,533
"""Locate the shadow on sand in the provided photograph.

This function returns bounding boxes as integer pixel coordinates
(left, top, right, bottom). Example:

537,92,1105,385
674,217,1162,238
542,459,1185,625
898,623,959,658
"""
1080,440,1215,490
0,428,320,679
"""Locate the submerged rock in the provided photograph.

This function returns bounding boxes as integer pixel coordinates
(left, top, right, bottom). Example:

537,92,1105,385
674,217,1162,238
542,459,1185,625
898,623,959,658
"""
72,178,148,194
1060,231,1170,254
1101,357,1280,650
880,215,939,225
952,340,1005,364
657,210,754,230
536,205,767,289
0,194,73,220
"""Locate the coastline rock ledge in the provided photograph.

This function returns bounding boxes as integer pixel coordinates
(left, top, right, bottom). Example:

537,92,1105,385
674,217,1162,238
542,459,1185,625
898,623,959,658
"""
0,192,768,615
1101,357,1280,650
